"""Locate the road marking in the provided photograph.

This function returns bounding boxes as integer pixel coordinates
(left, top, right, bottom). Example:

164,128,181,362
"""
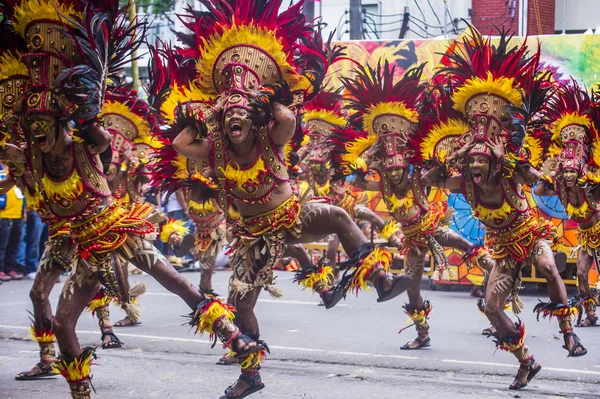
0,301,32,306
143,292,348,307
1,324,598,376
443,359,600,376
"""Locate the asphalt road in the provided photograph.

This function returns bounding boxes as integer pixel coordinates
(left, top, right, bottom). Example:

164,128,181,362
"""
1,270,599,399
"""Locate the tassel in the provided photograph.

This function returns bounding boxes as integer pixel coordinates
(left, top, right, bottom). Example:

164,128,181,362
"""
230,279,255,298
512,294,525,315
431,270,440,281
264,284,283,298
128,282,146,298
121,303,142,324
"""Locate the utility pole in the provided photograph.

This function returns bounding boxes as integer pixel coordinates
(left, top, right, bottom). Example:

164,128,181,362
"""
303,0,315,22
349,0,362,40
128,0,139,91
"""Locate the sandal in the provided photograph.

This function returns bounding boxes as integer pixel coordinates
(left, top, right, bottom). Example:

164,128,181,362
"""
562,332,587,357
114,318,141,328
321,283,346,309
231,334,266,359
176,234,195,257
101,332,124,349
509,357,542,390
576,315,598,327
482,326,495,336
223,373,265,399
400,336,431,350
15,361,58,380
376,274,412,303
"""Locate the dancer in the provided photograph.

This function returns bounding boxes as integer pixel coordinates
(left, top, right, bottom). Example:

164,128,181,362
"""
171,1,410,396
6,1,260,397
535,81,600,327
331,60,486,350
423,27,586,390
101,88,164,327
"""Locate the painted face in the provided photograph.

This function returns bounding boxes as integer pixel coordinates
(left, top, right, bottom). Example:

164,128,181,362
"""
468,154,491,186
307,145,330,177
563,168,579,187
28,113,57,153
223,107,252,145
384,168,406,185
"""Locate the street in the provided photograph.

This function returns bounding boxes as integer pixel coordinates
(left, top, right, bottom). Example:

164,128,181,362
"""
1,270,599,399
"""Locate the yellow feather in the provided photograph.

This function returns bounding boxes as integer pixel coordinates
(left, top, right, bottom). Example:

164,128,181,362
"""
298,266,334,293
52,349,95,383
194,299,235,336
41,171,83,203
314,181,330,196
567,201,590,220
452,72,523,115
302,110,346,128
378,220,401,240
13,0,81,38
188,199,217,215
420,118,469,162
160,220,190,243
171,154,190,180
219,157,267,189
196,24,310,95
349,248,391,293
363,102,418,137
101,101,151,141
523,135,543,168
29,326,56,343
550,112,592,144
386,192,414,213
161,82,214,123
0,51,28,81
342,133,376,173
473,201,512,221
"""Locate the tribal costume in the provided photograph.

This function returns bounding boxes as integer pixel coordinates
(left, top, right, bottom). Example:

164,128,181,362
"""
331,60,484,350
5,1,253,397
0,11,123,383
426,26,586,389
100,86,165,327
295,87,387,273
169,1,410,396
536,81,600,327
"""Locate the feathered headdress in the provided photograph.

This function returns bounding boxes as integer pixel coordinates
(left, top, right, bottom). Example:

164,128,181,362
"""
436,25,541,159
0,12,28,147
12,0,145,133
416,83,469,168
338,60,426,172
301,87,346,141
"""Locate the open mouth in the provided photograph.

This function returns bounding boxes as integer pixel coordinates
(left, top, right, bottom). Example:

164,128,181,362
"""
229,121,242,137
472,172,483,184
34,133,47,146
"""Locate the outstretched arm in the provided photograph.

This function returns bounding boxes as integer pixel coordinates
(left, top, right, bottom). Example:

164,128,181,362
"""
269,102,296,146
173,125,211,161
86,123,112,155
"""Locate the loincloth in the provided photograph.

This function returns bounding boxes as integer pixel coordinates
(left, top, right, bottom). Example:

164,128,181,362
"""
577,221,600,255
64,203,157,301
400,202,454,250
192,220,228,257
228,193,328,298
484,215,554,267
